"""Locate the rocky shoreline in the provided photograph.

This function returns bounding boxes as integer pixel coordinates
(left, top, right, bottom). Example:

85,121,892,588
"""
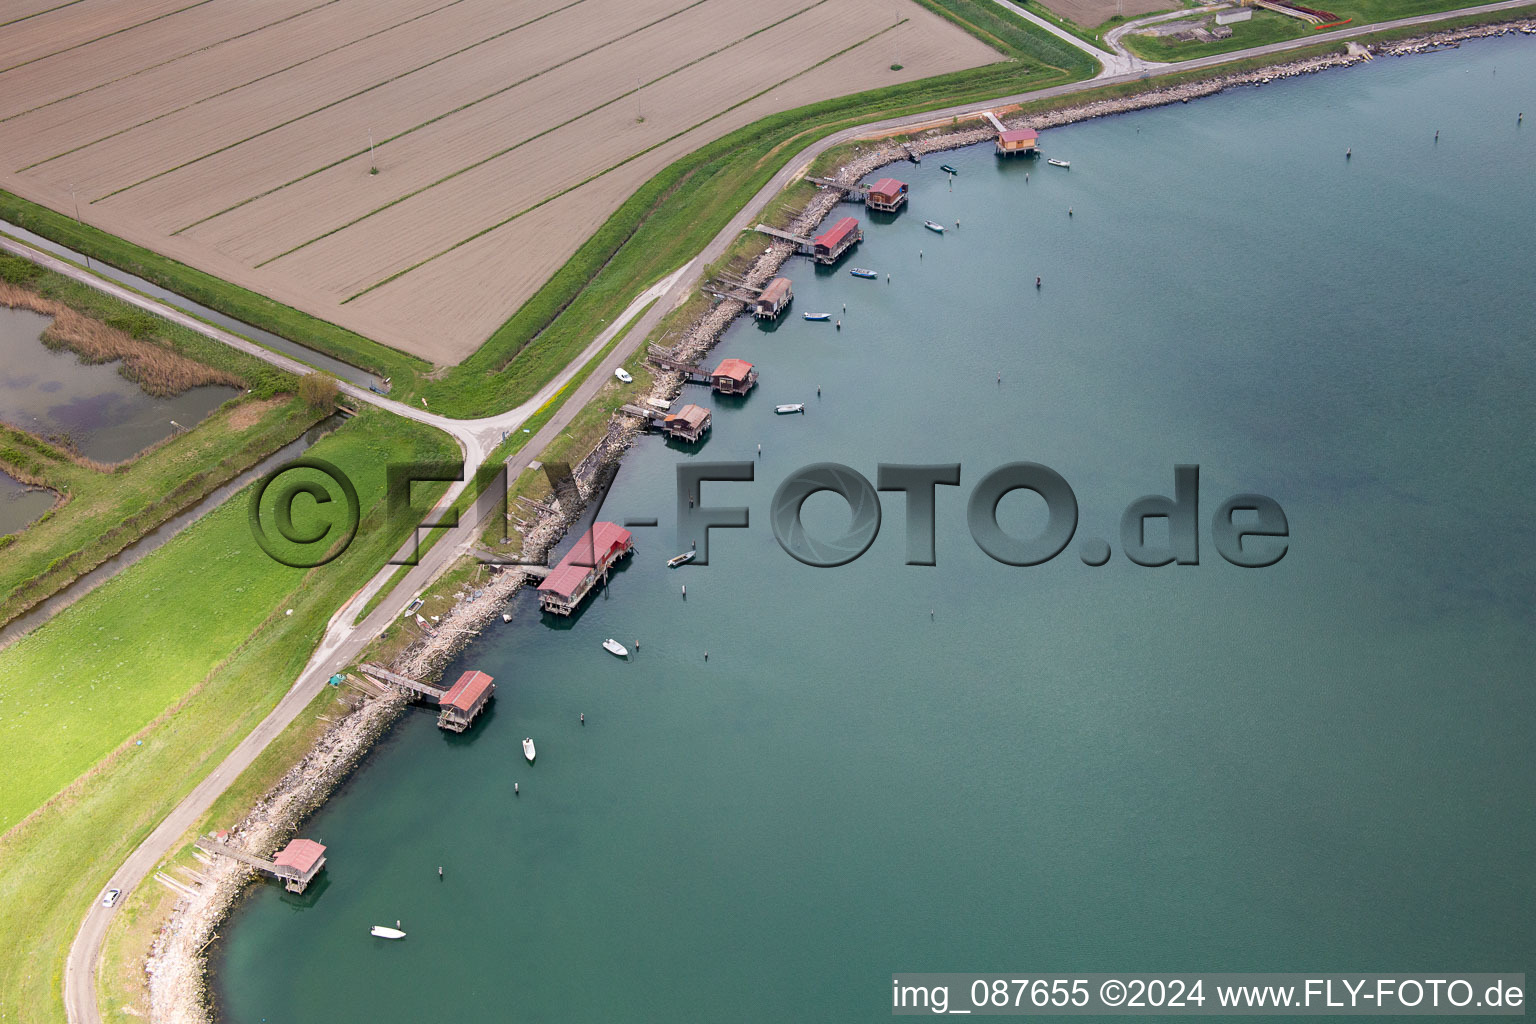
144,686,407,1024
142,404,646,1024
138,21,1533,1022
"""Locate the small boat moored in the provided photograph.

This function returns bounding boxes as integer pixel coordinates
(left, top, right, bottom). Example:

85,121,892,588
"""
940,164,958,175
614,367,633,383
603,638,629,657
775,403,806,415
522,737,536,762
803,312,832,321
923,220,945,233
667,550,696,568
371,922,406,940
849,267,878,279
1047,158,1071,168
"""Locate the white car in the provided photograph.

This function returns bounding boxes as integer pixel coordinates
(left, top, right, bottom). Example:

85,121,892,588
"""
614,367,633,383
101,888,121,908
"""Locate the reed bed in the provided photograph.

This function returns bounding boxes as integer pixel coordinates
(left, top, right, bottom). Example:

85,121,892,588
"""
0,282,243,397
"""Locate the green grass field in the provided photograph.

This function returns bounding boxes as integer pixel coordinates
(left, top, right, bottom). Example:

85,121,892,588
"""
0,399,324,624
0,408,456,832
0,6,1096,420
0,407,456,1023
1122,8,1311,61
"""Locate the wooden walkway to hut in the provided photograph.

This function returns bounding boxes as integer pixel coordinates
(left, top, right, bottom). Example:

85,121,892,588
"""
196,836,328,893
754,224,812,252
359,664,496,732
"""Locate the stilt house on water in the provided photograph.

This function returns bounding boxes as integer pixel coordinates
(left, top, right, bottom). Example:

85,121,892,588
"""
537,522,635,615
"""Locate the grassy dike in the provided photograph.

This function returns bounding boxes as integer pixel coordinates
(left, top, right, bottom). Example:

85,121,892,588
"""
0,407,457,1023
91,302,669,1015
0,4,1094,420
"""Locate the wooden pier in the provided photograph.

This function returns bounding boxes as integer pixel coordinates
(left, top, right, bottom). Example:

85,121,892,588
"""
644,348,759,395
803,177,907,213
619,401,713,444
359,664,497,732
646,347,713,386
754,215,866,264
805,176,864,199
361,663,446,701
196,835,327,893
703,275,763,304
754,223,813,253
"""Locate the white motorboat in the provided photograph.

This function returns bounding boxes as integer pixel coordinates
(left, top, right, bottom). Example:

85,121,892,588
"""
774,403,805,414
614,367,633,383
1047,158,1070,168
603,638,629,657
667,550,695,568
923,220,945,233
371,923,406,940
501,612,512,622
522,737,536,762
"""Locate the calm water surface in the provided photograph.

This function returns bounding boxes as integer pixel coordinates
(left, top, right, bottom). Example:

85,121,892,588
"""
215,38,1535,1022
0,305,237,462
0,468,53,535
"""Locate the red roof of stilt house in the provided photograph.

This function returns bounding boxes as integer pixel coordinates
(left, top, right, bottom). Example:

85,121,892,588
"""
999,128,1039,144
537,522,633,599
757,278,791,304
713,358,754,382
814,216,859,249
273,839,326,874
439,670,494,712
665,404,710,429
867,177,906,198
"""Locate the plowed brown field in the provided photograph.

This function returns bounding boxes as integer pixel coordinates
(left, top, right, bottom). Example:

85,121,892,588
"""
1,0,999,363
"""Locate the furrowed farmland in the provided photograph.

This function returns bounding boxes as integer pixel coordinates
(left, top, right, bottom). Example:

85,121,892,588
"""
0,0,1000,364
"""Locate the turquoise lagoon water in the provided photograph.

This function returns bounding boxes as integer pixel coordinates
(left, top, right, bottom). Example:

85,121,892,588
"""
214,37,1535,1022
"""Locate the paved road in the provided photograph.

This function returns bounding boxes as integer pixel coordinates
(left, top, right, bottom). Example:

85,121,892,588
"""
46,243,689,1024
1104,6,1210,65
56,3,1532,1019
985,0,1143,76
